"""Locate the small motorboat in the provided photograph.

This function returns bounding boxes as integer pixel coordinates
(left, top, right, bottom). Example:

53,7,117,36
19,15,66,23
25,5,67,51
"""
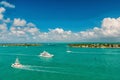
66,46,72,53
11,58,23,68
39,51,54,58
66,50,72,53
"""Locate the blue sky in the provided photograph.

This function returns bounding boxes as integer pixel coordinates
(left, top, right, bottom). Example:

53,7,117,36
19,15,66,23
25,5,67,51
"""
0,0,120,42
5,0,120,31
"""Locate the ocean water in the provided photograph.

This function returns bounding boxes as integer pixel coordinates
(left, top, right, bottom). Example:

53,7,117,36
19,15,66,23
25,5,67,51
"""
0,43,120,80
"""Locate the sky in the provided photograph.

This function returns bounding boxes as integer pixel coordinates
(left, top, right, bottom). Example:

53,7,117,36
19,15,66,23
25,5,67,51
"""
0,0,120,43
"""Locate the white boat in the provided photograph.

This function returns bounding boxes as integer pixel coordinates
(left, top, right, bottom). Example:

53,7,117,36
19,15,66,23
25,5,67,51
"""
66,46,72,53
11,58,23,68
39,51,54,58
66,50,72,53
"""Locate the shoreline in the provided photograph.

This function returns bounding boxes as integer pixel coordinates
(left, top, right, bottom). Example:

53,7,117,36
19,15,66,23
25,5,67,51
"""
68,43,120,48
0,43,41,46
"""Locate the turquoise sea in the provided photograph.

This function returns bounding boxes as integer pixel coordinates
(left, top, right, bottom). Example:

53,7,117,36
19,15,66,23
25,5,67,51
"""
0,43,120,80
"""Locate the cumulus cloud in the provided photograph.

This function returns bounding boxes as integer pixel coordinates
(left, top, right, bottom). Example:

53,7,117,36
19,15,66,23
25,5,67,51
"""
0,1,120,42
0,14,3,20
0,23,7,31
0,7,5,13
0,7,5,20
3,18,11,23
27,22,36,27
44,28,73,41
49,28,64,34
0,1,15,8
76,17,120,42
13,18,27,26
39,17,120,42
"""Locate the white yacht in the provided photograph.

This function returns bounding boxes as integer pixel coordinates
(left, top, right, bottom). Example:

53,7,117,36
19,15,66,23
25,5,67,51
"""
39,51,54,58
11,58,23,68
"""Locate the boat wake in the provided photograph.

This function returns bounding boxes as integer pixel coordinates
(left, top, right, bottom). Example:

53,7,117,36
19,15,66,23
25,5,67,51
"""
20,67,65,74
70,51,98,54
71,51,105,54
16,65,80,75
70,51,120,55
24,65,64,69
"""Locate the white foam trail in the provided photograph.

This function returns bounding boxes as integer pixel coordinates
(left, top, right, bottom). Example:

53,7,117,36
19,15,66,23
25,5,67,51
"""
25,65,64,69
21,67,64,74
71,51,120,55
70,51,109,54
71,52,98,54
19,65,67,74
15,65,80,76
20,67,80,75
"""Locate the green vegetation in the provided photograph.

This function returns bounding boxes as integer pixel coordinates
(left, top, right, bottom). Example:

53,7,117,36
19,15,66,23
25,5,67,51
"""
68,43,120,48
0,43,41,47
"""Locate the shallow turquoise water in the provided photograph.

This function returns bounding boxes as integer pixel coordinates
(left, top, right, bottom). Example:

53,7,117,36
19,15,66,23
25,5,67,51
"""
0,43,120,80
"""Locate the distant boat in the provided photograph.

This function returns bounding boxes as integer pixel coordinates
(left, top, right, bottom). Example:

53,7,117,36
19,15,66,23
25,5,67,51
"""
66,50,72,53
39,51,54,58
11,58,23,68
66,46,72,53
3,45,7,47
47,43,56,46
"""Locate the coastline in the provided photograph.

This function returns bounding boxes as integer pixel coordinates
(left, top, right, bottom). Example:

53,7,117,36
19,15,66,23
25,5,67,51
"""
0,43,41,46
68,43,120,48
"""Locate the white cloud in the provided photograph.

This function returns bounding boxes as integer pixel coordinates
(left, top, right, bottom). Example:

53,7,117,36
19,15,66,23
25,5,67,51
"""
27,22,36,27
0,1,15,8
1,17,120,42
76,17,120,42
0,7,5,13
38,28,76,42
0,7,5,20
0,1,120,42
0,14,3,20
3,18,11,23
27,27,39,33
49,28,64,34
0,23,7,32
13,18,27,26
38,17,120,42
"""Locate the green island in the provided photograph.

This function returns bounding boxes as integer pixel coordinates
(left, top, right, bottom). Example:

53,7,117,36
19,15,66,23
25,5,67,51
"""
68,43,120,48
0,43,41,47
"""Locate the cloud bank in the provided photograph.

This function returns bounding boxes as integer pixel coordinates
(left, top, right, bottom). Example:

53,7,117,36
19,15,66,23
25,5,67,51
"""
0,1,15,8
0,1,120,43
